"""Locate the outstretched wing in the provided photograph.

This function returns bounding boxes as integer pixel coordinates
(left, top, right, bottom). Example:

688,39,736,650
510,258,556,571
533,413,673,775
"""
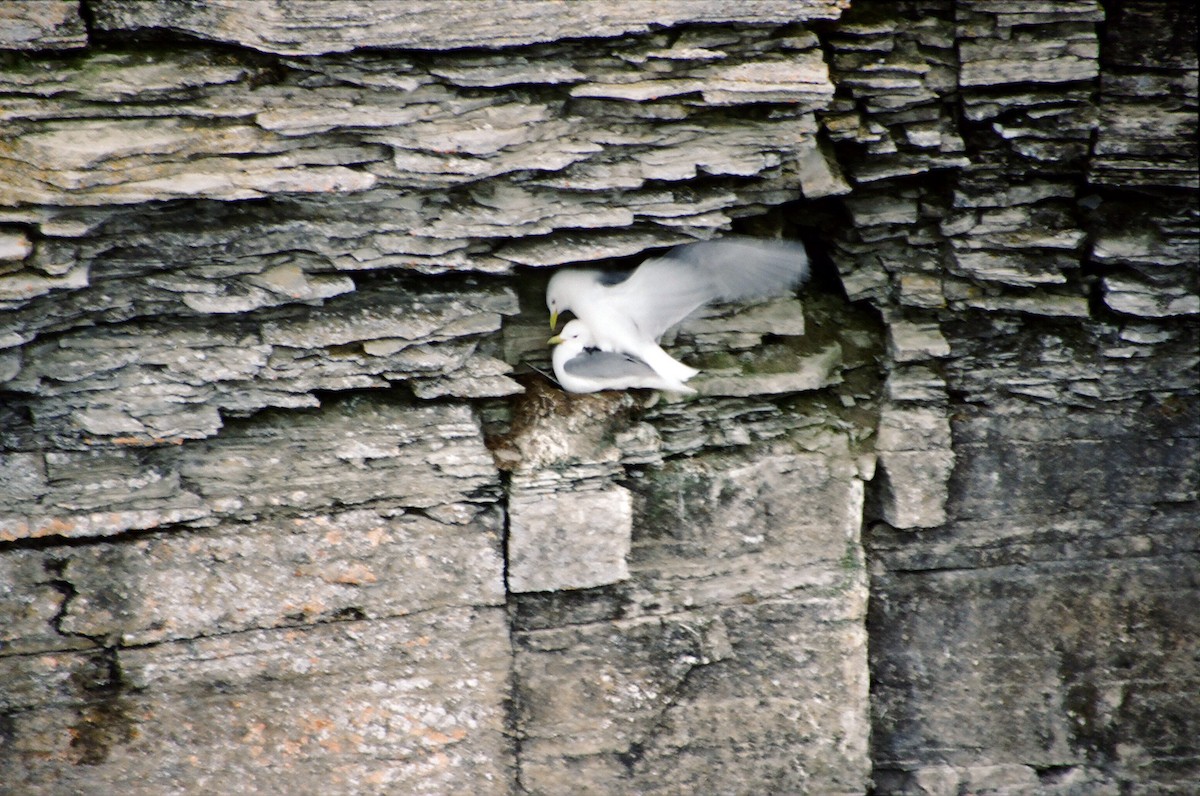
608,237,809,340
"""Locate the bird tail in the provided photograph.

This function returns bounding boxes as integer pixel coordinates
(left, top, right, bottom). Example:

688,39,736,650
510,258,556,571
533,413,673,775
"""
636,343,700,383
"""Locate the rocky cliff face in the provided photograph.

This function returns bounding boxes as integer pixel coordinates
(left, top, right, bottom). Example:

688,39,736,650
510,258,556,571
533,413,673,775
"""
1,2,1196,794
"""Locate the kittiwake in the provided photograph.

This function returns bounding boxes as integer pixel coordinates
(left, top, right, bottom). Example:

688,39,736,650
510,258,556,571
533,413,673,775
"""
549,320,696,394
546,237,809,384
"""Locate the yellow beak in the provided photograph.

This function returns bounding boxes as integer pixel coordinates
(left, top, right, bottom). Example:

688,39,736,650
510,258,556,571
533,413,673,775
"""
547,334,563,345
549,310,559,330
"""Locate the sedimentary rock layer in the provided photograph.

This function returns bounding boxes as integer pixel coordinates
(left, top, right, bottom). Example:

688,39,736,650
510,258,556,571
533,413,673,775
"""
0,1,1196,794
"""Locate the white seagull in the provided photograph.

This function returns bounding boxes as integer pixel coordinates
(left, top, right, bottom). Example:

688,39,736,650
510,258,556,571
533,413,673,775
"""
549,320,696,394
546,237,809,384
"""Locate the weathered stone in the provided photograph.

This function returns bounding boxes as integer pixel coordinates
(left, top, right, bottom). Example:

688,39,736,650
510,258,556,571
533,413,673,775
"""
960,291,1092,318
180,397,500,514
797,140,853,197
870,556,1199,795
507,484,633,593
4,607,514,795
874,407,955,529
886,365,949,403
0,260,88,305
0,551,89,656
1,2,1197,794
0,1,87,51
1103,275,1200,317
52,508,504,645
1,284,519,445
516,599,869,795
0,395,501,544
515,435,872,794
694,341,842,397
846,194,920,228
677,297,806,341
951,249,1074,287
887,320,952,363
0,118,379,206
1092,229,1197,268
0,230,33,262
959,36,1100,87
91,0,850,54
0,33,836,332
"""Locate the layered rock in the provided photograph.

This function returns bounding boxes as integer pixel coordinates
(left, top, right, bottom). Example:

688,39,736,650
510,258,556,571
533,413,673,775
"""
1,1,1197,794
819,3,1199,794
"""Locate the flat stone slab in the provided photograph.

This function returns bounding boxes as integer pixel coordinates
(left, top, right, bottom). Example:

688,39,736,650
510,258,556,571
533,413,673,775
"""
507,483,633,593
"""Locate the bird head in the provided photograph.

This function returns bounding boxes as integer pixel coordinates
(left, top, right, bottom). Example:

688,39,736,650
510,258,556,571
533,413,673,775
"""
545,269,595,330
548,319,591,349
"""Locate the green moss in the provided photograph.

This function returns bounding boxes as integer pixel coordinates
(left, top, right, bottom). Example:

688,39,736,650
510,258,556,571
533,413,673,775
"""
743,343,806,375
841,537,863,573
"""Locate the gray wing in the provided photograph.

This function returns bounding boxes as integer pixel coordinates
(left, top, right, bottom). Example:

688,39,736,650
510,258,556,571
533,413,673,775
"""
611,237,809,340
562,349,661,380
664,237,810,302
